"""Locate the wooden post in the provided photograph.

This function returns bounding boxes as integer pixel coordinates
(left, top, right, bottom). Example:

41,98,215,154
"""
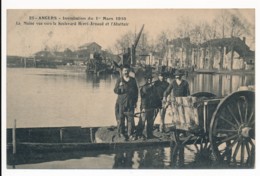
12,119,16,168
12,119,16,155
24,58,27,68
34,57,36,67
203,102,208,133
60,128,64,142
90,128,94,143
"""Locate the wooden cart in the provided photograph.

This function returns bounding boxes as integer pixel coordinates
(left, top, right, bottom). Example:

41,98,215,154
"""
168,90,255,166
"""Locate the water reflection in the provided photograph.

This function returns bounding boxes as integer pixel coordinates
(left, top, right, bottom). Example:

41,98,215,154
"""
9,144,253,169
186,73,254,97
7,69,255,169
86,73,101,88
85,73,120,89
170,143,216,169
8,147,170,169
113,150,134,169
137,148,166,169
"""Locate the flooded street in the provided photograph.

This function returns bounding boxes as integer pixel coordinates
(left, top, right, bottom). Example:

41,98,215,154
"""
6,68,255,169
8,146,249,169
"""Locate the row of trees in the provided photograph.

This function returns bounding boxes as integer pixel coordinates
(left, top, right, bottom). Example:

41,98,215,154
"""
112,10,254,60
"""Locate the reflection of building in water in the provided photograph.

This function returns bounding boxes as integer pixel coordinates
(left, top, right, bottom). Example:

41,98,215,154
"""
85,73,114,89
85,74,100,88
187,74,255,97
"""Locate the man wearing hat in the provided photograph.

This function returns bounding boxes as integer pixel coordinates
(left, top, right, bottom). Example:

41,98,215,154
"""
163,70,190,99
153,71,169,132
114,64,138,140
137,73,160,139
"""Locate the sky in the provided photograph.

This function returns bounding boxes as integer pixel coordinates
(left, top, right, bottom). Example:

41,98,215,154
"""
7,9,255,56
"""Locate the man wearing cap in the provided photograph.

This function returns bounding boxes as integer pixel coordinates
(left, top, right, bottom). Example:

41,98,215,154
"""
114,64,138,140
163,70,190,100
153,72,170,132
137,74,160,139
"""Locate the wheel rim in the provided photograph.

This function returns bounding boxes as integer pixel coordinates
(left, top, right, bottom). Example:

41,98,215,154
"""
209,91,255,167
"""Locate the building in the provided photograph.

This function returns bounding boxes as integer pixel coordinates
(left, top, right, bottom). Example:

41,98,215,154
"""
197,37,255,70
77,42,102,59
165,37,194,68
165,37,255,71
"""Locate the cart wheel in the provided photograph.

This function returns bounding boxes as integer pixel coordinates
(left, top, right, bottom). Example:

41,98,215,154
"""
209,91,255,167
191,92,217,98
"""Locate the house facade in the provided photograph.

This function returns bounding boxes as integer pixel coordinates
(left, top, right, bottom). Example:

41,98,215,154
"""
165,37,193,68
77,42,102,59
195,37,255,70
165,37,254,71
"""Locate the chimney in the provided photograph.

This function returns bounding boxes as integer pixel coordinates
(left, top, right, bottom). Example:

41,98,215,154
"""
243,37,246,43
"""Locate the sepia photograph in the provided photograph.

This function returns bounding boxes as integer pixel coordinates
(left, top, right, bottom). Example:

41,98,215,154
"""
3,4,257,173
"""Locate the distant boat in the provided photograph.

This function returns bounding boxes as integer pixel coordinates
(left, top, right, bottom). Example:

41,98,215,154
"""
85,53,113,75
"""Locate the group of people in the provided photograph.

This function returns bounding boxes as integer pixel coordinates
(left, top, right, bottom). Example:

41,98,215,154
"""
114,64,190,141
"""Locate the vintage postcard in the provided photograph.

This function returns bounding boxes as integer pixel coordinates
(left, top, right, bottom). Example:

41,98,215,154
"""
3,3,257,176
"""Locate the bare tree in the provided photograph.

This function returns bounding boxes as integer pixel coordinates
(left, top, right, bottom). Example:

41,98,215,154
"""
229,14,246,37
114,31,135,54
175,16,194,38
212,10,252,70
51,44,62,53
213,10,250,39
114,30,152,55
136,32,149,53
155,31,170,58
213,10,230,38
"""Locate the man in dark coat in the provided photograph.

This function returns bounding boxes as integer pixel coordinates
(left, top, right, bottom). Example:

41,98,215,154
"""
163,70,190,99
153,72,169,132
114,64,138,140
137,74,160,139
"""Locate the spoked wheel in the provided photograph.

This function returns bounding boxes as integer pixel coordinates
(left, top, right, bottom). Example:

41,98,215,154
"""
170,132,213,168
191,92,216,154
193,136,211,153
209,91,255,167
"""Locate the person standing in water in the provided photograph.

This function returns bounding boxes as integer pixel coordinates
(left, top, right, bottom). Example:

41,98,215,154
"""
114,64,138,140
137,74,160,139
153,71,169,132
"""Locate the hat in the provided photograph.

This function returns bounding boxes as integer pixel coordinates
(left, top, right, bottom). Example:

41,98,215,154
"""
120,64,130,70
158,71,167,77
173,70,184,76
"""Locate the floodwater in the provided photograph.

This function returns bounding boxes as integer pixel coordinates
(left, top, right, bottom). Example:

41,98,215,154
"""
6,68,255,169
